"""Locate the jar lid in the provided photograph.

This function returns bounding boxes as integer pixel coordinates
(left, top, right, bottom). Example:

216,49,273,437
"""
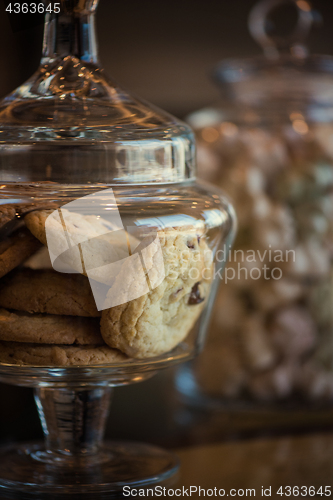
213,0,333,109
0,0,195,185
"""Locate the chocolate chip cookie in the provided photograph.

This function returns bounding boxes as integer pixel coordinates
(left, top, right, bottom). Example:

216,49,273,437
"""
100,226,214,358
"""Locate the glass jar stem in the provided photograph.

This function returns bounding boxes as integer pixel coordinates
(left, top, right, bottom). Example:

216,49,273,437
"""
41,4,99,64
34,386,112,458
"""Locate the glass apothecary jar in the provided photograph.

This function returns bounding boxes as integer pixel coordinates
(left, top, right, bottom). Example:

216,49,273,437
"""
0,0,235,494
177,0,333,420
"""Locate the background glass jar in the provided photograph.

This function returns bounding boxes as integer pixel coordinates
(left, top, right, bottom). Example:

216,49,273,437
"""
177,0,333,412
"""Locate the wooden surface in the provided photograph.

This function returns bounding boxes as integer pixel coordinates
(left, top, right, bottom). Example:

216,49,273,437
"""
175,432,333,498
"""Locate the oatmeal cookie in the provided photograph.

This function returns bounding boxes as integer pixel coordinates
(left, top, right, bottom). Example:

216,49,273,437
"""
0,308,103,345
0,228,42,279
0,341,128,366
0,205,16,229
0,269,100,317
100,226,213,358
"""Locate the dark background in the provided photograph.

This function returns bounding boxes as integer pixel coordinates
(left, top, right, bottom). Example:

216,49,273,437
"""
0,0,333,448
1,0,333,118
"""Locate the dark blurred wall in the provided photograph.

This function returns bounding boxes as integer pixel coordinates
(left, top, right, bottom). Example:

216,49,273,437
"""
0,0,333,117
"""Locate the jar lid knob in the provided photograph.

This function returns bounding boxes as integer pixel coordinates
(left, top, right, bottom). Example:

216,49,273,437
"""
248,0,316,60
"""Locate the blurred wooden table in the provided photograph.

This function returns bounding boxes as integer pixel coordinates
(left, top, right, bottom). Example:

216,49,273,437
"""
174,432,333,499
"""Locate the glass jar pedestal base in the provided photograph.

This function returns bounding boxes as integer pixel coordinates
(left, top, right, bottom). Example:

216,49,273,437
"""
0,384,179,495
0,441,179,495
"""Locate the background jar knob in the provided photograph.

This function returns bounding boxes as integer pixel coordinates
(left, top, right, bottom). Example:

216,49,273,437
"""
248,0,316,60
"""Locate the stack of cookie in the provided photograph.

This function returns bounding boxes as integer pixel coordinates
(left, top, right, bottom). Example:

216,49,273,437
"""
0,205,213,366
